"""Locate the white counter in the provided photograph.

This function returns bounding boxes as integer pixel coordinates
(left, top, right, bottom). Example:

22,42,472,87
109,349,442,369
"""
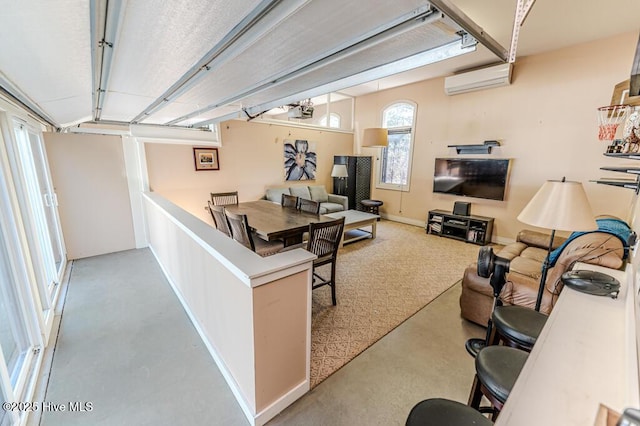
496,262,639,425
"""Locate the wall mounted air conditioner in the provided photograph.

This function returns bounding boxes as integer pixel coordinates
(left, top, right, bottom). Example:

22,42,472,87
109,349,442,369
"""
444,63,513,95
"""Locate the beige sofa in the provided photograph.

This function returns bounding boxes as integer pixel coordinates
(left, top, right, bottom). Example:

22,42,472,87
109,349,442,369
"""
264,184,348,214
460,229,626,326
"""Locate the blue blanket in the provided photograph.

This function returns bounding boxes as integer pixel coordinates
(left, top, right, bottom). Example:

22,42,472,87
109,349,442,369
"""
547,218,631,266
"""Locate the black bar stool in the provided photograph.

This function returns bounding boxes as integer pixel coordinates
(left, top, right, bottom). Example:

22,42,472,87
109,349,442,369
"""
468,346,529,420
406,398,492,426
489,306,547,351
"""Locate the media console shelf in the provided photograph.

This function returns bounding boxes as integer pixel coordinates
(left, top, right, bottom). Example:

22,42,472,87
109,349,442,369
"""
426,209,494,245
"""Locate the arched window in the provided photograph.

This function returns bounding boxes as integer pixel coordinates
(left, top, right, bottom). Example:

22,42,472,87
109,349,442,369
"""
319,113,341,129
379,102,416,189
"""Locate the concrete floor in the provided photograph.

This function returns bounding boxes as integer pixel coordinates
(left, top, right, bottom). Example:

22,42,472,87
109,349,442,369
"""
268,278,484,425
37,248,484,426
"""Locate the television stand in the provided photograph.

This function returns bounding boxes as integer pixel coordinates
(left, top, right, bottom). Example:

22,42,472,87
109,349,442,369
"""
426,209,494,245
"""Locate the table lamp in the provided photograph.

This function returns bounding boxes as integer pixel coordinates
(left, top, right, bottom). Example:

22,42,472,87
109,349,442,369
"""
331,164,349,195
517,177,597,310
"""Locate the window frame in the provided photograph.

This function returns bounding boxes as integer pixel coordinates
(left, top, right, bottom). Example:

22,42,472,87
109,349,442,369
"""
318,112,341,129
10,121,58,322
0,115,45,410
376,100,417,191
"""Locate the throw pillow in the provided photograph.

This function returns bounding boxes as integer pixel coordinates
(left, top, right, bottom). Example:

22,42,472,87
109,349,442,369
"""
308,185,329,203
265,187,290,203
289,185,312,200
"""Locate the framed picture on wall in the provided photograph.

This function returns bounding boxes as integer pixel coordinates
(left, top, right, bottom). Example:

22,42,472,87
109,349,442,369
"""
284,139,316,181
193,147,219,171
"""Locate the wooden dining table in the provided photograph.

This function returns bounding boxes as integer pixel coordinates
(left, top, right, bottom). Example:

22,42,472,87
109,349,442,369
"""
224,200,333,246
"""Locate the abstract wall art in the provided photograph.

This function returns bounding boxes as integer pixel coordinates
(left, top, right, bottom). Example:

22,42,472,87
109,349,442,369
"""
284,139,316,180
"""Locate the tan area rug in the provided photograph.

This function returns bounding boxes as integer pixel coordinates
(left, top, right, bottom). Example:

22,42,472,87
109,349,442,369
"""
310,220,481,388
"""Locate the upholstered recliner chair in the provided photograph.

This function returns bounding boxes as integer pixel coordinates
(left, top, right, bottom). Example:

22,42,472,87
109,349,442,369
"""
460,224,628,327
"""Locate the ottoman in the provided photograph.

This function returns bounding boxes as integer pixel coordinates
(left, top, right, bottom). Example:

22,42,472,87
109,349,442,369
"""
360,199,383,219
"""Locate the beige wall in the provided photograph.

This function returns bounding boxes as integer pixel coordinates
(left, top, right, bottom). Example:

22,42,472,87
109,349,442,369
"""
354,31,639,241
145,119,354,221
253,270,309,411
44,133,136,259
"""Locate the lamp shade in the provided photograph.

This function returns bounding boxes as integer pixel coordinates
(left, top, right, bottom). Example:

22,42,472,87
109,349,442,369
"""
517,179,597,232
331,164,348,178
362,128,388,147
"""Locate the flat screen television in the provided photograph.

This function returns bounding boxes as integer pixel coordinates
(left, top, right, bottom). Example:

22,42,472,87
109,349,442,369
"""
433,158,511,201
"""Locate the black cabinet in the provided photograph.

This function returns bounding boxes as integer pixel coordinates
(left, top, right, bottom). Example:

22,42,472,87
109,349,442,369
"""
426,209,494,245
333,156,372,210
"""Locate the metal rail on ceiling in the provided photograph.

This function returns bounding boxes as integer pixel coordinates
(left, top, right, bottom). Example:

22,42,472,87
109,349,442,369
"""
90,0,123,122
88,0,512,129
429,0,509,62
165,5,444,126
129,0,293,124
508,0,536,63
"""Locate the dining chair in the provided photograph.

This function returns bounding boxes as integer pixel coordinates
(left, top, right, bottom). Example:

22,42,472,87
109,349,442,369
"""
210,191,239,206
298,198,320,214
281,193,298,208
224,209,285,257
207,201,231,237
306,217,345,305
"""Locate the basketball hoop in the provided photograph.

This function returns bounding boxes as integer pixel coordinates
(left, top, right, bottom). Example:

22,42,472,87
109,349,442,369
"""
597,105,630,141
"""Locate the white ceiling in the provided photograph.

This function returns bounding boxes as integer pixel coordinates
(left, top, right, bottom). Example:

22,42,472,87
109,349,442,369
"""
0,0,638,129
